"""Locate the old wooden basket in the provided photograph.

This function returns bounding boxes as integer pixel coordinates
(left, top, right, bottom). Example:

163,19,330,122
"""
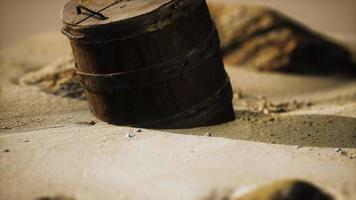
61,0,235,128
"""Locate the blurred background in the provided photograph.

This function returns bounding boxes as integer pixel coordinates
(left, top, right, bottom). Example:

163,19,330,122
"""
0,0,356,49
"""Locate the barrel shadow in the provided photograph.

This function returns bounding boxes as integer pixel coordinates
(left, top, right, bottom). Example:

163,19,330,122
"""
167,111,356,148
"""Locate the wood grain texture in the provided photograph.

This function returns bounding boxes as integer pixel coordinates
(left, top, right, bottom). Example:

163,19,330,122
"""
62,0,235,128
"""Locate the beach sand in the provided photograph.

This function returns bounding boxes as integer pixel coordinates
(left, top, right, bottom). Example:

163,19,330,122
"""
0,31,356,199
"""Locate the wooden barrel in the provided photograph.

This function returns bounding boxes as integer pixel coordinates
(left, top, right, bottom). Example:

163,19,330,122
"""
61,0,235,128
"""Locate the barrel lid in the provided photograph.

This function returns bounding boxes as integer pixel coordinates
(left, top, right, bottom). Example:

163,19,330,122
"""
61,0,205,43
61,0,172,27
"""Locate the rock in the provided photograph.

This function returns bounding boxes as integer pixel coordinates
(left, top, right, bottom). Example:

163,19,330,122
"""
126,133,134,138
231,179,333,200
35,195,75,200
335,148,346,156
209,3,356,75
257,99,312,114
76,121,96,126
19,55,85,100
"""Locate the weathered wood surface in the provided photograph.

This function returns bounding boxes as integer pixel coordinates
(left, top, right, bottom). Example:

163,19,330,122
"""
62,0,235,128
62,0,172,27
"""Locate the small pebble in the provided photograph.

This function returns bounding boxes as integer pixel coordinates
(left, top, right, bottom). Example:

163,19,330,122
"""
305,101,313,106
205,132,212,137
4,149,10,153
24,140,30,143
126,133,134,138
335,148,346,155
77,121,96,126
295,145,303,149
233,93,240,99
136,129,142,133
88,121,96,126
263,108,270,115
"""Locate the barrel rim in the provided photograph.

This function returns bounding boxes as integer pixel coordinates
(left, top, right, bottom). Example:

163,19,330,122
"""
61,0,206,43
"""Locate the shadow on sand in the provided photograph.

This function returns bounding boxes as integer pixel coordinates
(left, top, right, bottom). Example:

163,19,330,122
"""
168,110,356,148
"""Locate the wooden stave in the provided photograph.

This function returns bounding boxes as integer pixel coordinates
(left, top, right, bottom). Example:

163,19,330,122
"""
70,1,213,75
84,46,232,127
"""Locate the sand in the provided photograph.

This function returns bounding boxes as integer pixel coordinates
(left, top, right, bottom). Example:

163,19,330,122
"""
0,31,355,200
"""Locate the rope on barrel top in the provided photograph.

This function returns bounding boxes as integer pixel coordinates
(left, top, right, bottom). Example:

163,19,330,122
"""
74,1,120,25
76,5,108,20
